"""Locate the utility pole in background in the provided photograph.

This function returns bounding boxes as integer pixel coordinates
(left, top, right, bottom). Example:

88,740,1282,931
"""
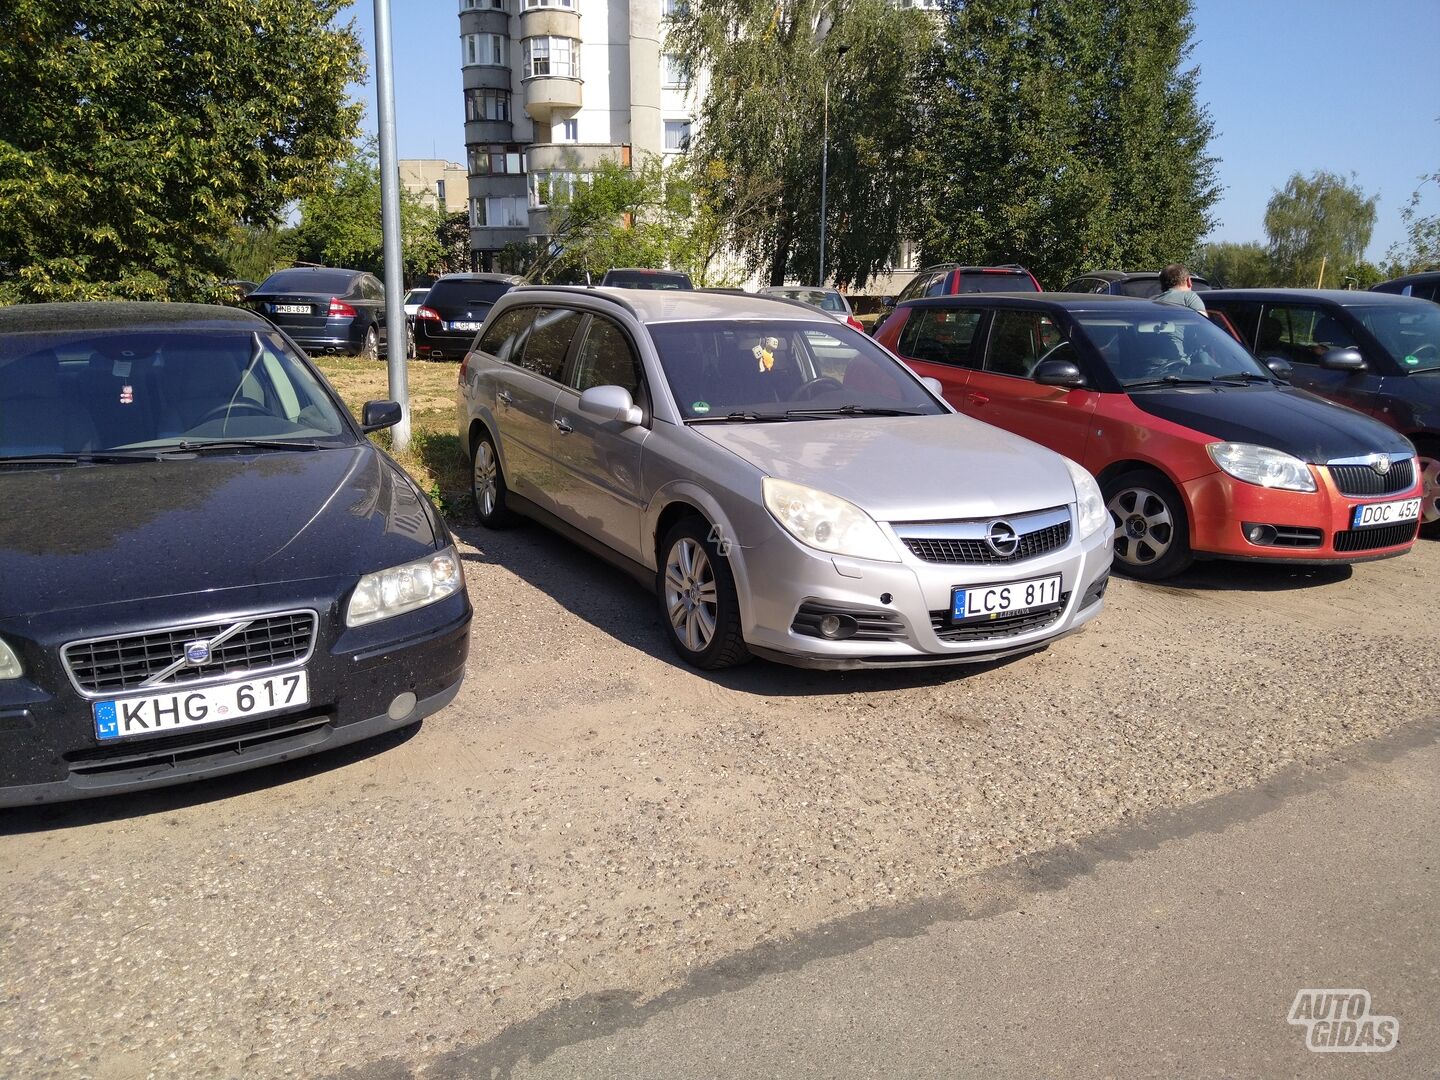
374,0,410,451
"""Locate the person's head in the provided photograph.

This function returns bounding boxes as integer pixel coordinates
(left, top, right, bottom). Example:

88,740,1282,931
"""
1160,263,1192,291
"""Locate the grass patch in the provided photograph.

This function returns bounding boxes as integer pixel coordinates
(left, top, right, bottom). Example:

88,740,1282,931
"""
315,355,474,523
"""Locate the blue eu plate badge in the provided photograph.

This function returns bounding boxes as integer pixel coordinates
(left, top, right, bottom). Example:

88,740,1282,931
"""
94,700,120,740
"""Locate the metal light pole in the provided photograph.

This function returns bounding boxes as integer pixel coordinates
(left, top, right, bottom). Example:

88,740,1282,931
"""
816,36,847,287
374,0,410,451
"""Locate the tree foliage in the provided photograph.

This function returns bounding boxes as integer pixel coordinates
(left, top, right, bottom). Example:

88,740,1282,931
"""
1386,167,1440,274
1191,241,1274,288
667,0,934,287
912,0,1219,287
1263,170,1377,287
516,155,729,285
292,142,445,281
0,0,365,303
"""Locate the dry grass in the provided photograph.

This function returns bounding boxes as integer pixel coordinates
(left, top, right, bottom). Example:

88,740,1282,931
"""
314,354,473,522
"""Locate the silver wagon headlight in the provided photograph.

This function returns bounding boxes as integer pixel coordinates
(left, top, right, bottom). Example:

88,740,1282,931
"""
1064,458,1110,538
346,546,465,627
762,477,900,562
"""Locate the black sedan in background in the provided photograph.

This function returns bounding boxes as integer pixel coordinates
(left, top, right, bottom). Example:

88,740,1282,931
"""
1061,270,1214,297
414,273,525,361
0,303,471,806
245,266,392,360
1206,288,1440,535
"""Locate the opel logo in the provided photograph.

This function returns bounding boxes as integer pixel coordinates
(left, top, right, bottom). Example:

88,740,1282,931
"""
986,520,1020,557
1367,453,1391,476
183,640,212,666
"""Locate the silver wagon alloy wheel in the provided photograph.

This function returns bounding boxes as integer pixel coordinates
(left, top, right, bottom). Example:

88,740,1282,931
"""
1109,484,1175,567
664,537,719,652
472,441,499,519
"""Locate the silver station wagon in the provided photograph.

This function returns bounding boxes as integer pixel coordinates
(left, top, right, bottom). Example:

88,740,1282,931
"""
455,288,1113,670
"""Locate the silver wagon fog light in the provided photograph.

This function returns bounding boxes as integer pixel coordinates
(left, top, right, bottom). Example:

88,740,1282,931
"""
346,546,465,627
762,477,900,562
0,638,21,680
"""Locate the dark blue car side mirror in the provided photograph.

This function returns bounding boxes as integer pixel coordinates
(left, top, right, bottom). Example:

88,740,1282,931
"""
361,399,403,432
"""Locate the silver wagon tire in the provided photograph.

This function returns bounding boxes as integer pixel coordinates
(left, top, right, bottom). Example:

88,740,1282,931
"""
658,518,750,669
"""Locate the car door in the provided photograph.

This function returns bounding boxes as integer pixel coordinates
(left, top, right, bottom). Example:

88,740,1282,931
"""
964,307,1097,463
889,304,986,405
1257,302,1385,418
358,275,386,349
549,313,651,561
495,306,584,508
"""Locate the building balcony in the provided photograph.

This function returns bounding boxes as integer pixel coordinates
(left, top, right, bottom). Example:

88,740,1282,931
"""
462,65,514,93
524,143,626,173
464,119,515,146
459,9,511,36
522,77,582,125
517,8,579,37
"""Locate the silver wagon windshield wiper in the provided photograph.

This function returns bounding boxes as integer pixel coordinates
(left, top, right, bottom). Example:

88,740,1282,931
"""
784,405,927,418
685,411,792,424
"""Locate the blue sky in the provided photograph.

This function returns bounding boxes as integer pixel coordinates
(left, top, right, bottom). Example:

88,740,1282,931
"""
346,0,1440,263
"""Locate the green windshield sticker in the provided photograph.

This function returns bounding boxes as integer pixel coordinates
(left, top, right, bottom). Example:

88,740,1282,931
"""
1404,354,1420,366
691,401,711,414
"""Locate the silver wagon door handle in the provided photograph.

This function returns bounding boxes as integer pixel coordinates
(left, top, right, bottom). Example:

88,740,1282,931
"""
554,417,573,435
497,390,514,407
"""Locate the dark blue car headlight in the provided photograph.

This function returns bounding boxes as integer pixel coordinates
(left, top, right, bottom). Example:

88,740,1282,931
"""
345,545,464,627
0,637,20,680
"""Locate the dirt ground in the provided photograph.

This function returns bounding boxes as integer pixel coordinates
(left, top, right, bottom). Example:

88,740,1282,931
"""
2,529,1436,1079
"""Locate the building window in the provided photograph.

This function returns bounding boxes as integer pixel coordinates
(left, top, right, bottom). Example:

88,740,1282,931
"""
474,195,528,228
524,0,574,7
662,0,688,15
462,33,506,66
528,171,586,209
468,144,526,175
556,118,578,142
663,119,692,152
465,87,511,123
461,0,506,9
662,53,687,88
436,179,447,204
523,36,580,78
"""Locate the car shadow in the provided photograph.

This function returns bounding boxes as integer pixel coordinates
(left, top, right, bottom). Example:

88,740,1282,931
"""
0,722,420,836
453,521,1036,698
1141,559,1354,592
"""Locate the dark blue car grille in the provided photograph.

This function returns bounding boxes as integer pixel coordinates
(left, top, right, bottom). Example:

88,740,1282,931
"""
63,612,316,695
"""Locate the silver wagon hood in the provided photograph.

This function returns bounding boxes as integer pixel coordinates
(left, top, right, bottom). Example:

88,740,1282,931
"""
694,414,1078,522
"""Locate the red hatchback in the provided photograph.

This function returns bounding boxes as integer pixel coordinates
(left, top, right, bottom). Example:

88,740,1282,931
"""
876,294,1423,579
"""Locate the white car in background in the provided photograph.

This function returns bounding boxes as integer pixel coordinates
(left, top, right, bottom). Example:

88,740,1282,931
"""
759,285,866,333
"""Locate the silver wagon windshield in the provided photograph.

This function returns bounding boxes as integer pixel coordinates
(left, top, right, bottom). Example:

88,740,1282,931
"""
648,319,945,419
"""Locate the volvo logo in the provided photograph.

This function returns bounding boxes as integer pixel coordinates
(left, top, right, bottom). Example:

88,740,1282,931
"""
183,640,212,666
986,520,1020,557
1367,453,1392,476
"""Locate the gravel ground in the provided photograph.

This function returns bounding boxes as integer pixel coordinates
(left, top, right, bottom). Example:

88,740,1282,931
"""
2,528,1436,1080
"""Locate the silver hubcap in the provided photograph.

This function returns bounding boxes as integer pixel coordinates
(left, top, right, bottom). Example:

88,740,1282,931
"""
664,538,719,653
1420,455,1440,525
1108,486,1175,566
472,442,498,517
363,330,376,359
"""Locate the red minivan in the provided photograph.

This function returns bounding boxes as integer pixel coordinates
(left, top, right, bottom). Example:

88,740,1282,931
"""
876,294,1423,579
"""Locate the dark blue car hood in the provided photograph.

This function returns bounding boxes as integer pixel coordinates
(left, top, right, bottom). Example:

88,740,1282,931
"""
0,445,443,619
1128,384,1416,462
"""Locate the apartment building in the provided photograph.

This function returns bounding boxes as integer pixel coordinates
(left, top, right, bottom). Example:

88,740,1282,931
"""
459,0,696,270
398,159,470,213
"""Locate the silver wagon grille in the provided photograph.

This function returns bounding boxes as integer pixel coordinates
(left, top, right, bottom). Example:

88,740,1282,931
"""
894,506,1072,565
63,612,317,697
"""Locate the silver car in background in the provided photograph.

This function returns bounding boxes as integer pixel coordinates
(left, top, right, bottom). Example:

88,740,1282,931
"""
456,288,1112,670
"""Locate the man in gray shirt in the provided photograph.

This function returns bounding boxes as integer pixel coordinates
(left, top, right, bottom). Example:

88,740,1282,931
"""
1155,263,1206,313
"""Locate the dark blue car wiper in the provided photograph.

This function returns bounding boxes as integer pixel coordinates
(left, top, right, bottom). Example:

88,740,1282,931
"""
164,439,327,452
1124,375,1218,389
0,451,163,466
1210,371,1274,384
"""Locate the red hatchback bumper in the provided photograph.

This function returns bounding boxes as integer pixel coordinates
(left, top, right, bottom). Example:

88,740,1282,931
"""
1184,463,1422,562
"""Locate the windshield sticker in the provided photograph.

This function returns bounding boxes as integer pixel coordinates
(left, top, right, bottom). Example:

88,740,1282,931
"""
1404,354,1420,367
691,401,711,414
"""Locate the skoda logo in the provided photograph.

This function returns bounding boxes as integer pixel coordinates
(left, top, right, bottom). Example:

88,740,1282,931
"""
986,520,1020,557
183,640,212,666
1367,453,1392,476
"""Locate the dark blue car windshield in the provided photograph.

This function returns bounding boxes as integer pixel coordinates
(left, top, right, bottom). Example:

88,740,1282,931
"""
0,329,351,458
1352,305,1440,373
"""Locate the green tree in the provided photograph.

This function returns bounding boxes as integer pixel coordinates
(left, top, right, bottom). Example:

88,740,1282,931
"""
667,0,934,287
292,141,446,281
1263,170,1377,287
520,154,720,285
0,0,365,303
1386,168,1440,274
912,0,1219,287
1190,240,1273,288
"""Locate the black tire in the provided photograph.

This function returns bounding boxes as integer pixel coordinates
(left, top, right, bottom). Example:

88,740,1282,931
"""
357,325,379,362
1103,468,1194,580
657,517,751,670
470,428,519,528
1415,437,1440,539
